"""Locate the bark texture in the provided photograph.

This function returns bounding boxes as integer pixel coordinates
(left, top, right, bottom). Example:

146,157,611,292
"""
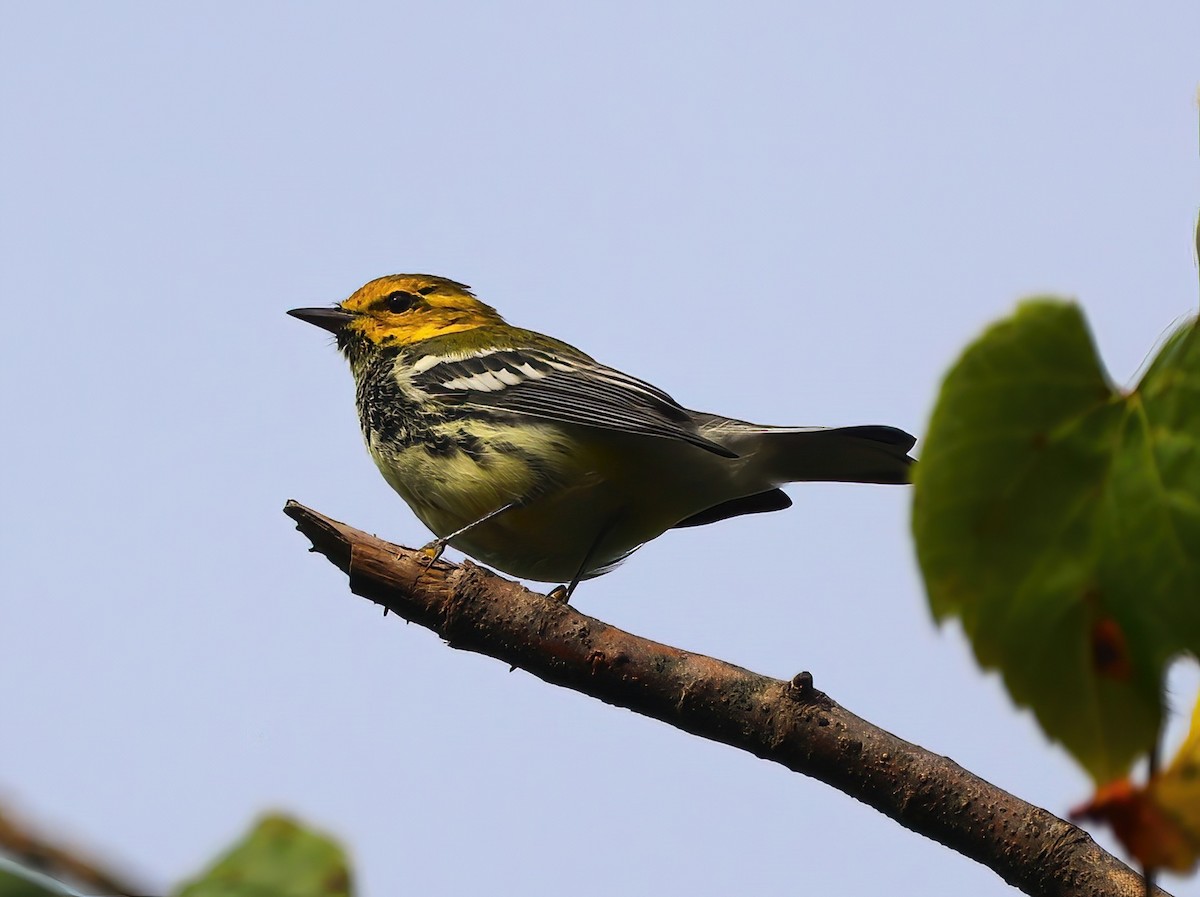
284,500,1166,897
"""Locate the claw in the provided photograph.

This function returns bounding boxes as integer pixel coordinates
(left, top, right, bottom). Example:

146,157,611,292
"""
418,539,447,573
419,539,447,563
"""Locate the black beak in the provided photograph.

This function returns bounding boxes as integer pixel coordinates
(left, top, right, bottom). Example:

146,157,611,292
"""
287,306,355,334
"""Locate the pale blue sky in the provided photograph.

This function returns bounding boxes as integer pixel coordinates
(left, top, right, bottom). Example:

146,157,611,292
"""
3,3,1198,895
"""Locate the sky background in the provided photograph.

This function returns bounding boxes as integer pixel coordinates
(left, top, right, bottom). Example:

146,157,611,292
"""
3,3,1199,895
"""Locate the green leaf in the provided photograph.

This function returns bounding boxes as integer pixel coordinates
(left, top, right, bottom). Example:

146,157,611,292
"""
913,299,1200,783
175,815,352,897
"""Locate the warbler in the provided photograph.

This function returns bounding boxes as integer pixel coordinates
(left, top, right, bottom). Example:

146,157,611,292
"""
290,275,915,599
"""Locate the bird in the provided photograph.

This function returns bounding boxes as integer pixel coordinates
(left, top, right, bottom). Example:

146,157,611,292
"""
289,274,915,599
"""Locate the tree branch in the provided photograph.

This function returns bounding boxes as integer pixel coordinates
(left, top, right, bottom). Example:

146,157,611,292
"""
284,500,1167,897
0,805,148,897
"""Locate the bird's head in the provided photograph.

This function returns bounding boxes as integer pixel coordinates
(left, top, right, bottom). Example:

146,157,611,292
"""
289,274,506,368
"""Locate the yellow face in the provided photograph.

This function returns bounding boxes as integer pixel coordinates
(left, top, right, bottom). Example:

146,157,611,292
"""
339,274,506,348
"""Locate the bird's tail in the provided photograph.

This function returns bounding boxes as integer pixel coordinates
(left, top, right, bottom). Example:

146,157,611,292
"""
759,424,916,484
701,418,917,485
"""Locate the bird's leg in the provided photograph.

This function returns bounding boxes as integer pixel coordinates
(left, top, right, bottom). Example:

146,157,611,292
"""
419,501,521,568
548,512,623,604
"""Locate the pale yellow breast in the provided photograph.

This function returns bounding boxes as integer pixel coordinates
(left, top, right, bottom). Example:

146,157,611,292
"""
367,418,586,539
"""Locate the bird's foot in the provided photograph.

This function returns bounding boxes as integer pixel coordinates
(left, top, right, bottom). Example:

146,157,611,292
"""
417,539,447,571
547,578,584,604
418,539,446,560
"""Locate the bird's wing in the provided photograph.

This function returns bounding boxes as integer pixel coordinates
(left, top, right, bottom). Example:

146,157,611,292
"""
410,346,736,457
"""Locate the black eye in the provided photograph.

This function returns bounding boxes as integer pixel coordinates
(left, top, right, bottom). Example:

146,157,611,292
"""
383,290,420,313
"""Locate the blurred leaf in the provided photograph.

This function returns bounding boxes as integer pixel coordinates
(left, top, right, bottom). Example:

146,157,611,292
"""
0,863,74,896
175,815,351,897
913,300,1200,782
1074,689,1200,872
1151,687,1200,870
